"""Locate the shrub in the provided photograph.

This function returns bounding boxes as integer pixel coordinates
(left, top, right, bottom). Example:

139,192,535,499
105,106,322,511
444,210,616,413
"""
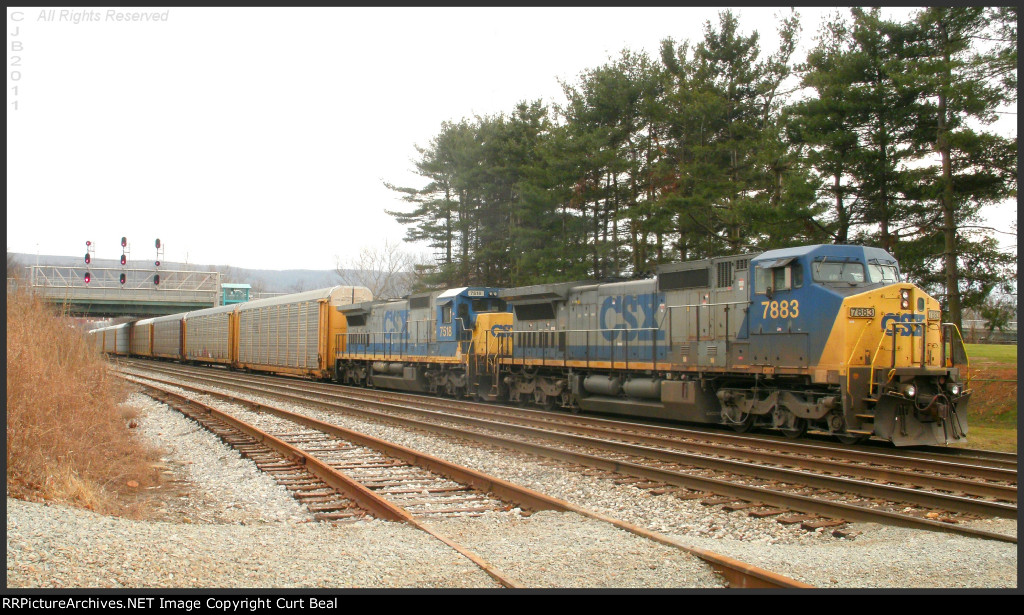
6,290,160,516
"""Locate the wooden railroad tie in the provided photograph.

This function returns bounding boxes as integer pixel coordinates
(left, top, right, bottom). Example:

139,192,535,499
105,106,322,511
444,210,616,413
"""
801,519,848,531
748,508,788,518
776,514,817,525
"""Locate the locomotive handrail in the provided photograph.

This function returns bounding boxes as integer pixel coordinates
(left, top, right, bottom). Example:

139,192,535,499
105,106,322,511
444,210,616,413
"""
511,327,659,333
507,326,664,370
867,321,896,396
867,320,928,396
663,299,752,309
941,323,971,389
845,318,876,397
662,299,748,344
337,322,436,358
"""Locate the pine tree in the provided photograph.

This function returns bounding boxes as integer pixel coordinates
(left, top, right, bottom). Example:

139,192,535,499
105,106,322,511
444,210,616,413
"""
901,7,1017,328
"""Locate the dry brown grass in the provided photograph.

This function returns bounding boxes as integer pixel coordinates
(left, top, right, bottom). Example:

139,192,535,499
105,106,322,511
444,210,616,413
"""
6,290,161,516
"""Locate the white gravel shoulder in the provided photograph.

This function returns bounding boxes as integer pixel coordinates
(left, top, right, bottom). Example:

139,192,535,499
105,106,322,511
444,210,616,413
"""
6,384,1016,589
5,391,724,589
6,497,495,588
129,393,312,525
212,386,1017,589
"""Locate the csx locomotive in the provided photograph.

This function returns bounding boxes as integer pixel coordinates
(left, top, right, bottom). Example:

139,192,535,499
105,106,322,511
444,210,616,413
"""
92,244,971,447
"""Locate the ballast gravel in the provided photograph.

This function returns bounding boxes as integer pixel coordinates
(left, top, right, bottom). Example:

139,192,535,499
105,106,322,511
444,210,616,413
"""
6,381,1018,589
127,393,312,525
6,392,723,589
6,497,495,588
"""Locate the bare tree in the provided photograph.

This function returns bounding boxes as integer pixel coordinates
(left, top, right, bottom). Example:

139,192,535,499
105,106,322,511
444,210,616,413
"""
249,277,267,293
7,252,24,280
208,263,241,282
335,240,427,300
287,279,312,293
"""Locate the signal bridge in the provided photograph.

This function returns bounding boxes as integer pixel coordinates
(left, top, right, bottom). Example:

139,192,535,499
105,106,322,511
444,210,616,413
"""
22,265,223,317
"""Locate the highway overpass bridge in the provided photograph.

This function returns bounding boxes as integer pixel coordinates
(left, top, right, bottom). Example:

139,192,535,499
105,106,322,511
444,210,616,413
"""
14,266,223,317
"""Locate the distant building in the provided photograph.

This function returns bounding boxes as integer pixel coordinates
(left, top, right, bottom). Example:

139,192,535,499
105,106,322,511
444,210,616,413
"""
221,283,251,305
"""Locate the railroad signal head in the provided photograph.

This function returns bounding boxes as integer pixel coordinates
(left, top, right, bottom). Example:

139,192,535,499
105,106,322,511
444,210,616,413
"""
84,271,92,284
153,274,160,286
154,260,161,267
119,273,126,285
84,253,91,265
86,240,91,247
120,254,127,266
155,238,161,249
121,236,127,248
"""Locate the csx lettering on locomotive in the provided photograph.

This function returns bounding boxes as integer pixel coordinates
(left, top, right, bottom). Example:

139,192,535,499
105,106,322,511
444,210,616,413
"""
599,293,665,342
382,310,408,334
881,312,924,336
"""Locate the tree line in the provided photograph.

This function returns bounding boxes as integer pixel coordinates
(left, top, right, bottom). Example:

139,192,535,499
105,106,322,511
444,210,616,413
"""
386,7,1017,329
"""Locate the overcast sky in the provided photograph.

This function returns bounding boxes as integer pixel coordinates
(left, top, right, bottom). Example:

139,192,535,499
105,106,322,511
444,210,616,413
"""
6,7,1014,272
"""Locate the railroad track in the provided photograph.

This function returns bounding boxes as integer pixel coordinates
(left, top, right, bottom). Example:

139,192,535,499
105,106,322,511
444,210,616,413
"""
121,370,811,589
119,359,1016,544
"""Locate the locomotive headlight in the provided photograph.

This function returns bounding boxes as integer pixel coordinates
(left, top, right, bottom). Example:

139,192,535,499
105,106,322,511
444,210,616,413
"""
901,289,910,300
900,383,917,398
948,383,960,396
901,299,910,309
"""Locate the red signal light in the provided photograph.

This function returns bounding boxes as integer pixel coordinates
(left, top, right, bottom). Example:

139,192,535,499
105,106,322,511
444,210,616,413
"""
84,272,92,284
85,253,91,265
155,260,160,267
119,273,126,285
155,238,161,249
120,254,127,266
153,274,160,286
86,240,92,247
121,236,127,248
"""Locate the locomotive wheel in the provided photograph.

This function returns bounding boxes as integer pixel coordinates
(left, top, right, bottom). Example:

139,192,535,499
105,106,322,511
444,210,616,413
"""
835,432,868,445
533,390,557,410
780,417,807,439
730,414,755,433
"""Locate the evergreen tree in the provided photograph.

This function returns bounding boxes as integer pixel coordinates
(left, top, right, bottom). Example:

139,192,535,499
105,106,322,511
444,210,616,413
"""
788,13,869,244
902,6,1017,328
660,10,811,257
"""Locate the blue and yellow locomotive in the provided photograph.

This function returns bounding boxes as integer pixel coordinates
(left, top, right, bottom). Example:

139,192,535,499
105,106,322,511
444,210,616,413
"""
492,244,970,446
334,286,511,399
91,245,971,447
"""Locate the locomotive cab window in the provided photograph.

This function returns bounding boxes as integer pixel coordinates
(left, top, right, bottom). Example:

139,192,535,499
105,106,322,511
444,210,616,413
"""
868,260,900,284
441,305,452,324
472,298,507,313
812,259,866,285
754,261,802,294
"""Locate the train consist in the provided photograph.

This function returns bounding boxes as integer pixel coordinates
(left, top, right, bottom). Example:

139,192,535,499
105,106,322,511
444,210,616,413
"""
90,244,972,447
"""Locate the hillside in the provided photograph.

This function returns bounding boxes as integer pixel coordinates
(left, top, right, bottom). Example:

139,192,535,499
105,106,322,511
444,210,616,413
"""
9,252,357,294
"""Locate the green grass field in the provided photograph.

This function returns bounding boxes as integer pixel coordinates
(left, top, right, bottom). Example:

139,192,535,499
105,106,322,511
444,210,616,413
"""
965,343,1017,365
957,343,1017,453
